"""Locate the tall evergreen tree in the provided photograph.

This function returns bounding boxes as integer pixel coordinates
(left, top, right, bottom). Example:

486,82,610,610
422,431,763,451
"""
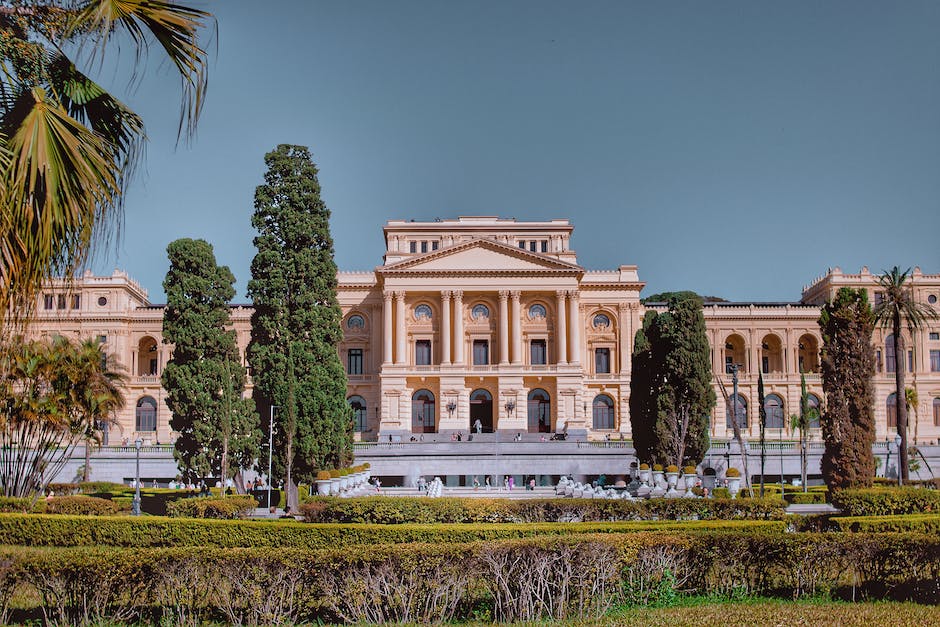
818,287,875,490
247,145,352,511
162,239,258,488
650,295,715,467
629,311,659,463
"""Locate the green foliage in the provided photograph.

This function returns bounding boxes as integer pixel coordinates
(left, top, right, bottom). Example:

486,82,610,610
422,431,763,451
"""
819,288,876,490
165,495,258,519
38,495,127,516
642,291,727,304
162,238,260,483
247,145,353,506
0,497,32,513
831,514,940,533
784,492,827,505
630,295,715,467
831,487,940,516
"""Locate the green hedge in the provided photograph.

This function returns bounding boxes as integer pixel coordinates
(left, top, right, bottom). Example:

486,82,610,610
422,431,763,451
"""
0,531,937,624
166,495,258,519
784,492,827,505
831,487,940,516
0,513,784,549
298,496,787,524
0,497,33,513
830,514,940,533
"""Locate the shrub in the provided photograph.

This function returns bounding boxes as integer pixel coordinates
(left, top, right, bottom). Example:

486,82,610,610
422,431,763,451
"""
39,495,127,516
785,492,827,505
79,481,126,494
713,488,731,499
726,468,741,478
683,466,697,475
0,497,33,513
640,463,650,470
166,495,258,519
653,464,664,472
830,514,940,533
316,471,331,481
666,465,679,474
47,482,80,495
831,487,940,516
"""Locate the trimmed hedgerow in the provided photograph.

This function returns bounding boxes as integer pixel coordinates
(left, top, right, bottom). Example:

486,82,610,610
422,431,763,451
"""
297,496,787,524
831,487,940,516
165,495,258,519
0,531,938,624
38,495,128,516
784,492,827,505
0,513,784,549
830,514,940,533
0,497,33,513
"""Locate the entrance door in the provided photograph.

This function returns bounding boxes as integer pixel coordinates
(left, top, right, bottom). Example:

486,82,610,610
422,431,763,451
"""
469,389,493,433
527,389,551,433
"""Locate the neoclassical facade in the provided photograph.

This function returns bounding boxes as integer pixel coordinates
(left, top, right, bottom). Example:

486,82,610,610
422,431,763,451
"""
27,217,940,448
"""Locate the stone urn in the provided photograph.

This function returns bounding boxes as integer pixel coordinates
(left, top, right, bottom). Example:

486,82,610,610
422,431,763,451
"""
683,474,698,497
665,472,679,489
315,479,331,496
727,477,741,498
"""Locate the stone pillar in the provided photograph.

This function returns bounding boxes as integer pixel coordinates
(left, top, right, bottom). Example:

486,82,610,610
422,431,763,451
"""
453,291,464,365
618,303,630,374
441,291,452,364
568,290,581,364
499,290,510,364
511,291,522,365
556,291,567,364
395,291,406,365
383,291,393,364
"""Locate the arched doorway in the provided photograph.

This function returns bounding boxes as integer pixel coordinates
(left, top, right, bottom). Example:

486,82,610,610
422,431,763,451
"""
136,396,157,433
469,389,493,433
348,396,367,432
412,390,436,433
527,389,551,433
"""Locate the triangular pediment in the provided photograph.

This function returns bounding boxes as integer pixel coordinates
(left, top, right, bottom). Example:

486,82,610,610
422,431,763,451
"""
380,239,582,274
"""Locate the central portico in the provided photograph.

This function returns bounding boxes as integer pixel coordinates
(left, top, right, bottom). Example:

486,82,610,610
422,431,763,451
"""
338,216,644,441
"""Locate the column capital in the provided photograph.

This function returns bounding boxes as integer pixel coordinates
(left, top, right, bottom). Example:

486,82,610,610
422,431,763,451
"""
618,302,630,313
452,290,463,301
510,290,521,300
498,290,510,301
556,290,567,299
393,290,406,300
441,290,452,300
566,289,579,299
383,290,394,302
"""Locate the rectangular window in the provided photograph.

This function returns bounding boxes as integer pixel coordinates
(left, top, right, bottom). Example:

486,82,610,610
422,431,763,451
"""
886,349,896,373
931,350,940,372
473,340,489,365
930,332,940,341
43,294,54,310
725,356,734,374
431,241,439,251
519,240,526,249
148,358,158,376
762,356,769,374
415,340,431,366
540,240,548,253
595,348,611,374
347,348,363,375
70,294,80,309
876,350,883,373
421,241,428,253
57,294,66,310
530,340,546,365
529,241,537,252
96,335,107,344
874,291,885,306
409,241,417,253
908,350,914,372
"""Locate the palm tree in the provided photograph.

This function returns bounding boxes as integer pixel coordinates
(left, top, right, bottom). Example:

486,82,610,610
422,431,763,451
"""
0,1,211,328
872,267,938,483
66,338,126,482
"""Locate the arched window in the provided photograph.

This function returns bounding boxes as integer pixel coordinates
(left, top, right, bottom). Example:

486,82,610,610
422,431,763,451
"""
471,304,490,320
527,389,551,433
807,394,821,428
887,393,897,428
412,390,436,433
763,394,784,429
723,335,746,374
414,304,433,320
347,314,365,330
592,394,615,430
348,396,367,432
934,398,940,427
136,396,157,432
592,313,611,329
726,394,747,429
528,304,547,320
137,336,159,376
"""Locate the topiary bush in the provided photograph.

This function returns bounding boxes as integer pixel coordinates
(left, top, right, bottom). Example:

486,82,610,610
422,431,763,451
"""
166,495,258,519
39,495,127,516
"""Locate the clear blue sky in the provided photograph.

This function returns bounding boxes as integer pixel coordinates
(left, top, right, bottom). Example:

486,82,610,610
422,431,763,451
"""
92,0,940,303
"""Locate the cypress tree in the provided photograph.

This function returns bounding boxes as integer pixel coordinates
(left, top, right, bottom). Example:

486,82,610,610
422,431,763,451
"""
247,145,352,510
162,239,259,487
818,287,876,490
630,311,659,463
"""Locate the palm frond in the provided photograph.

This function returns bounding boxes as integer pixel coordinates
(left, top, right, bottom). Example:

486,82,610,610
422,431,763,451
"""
69,0,211,140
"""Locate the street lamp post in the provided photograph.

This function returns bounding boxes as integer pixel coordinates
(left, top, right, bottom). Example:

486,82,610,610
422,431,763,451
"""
268,405,277,510
894,433,903,487
132,438,142,515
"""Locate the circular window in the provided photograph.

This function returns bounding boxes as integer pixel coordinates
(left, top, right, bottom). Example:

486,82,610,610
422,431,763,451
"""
593,313,611,329
97,296,107,307
414,304,433,320
471,304,490,320
347,314,365,330
929,294,938,305
528,303,547,320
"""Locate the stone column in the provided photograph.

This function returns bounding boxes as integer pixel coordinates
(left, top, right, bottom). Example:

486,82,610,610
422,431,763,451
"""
511,291,522,364
618,303,630,374
394,291,406,365
568,290,581,364
453,291,464,365
383,291,393,364
441,291,452,364
556,291,567,364
499,290,510,364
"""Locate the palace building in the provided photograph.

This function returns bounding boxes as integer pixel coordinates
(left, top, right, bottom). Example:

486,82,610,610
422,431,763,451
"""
29,217,940,456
